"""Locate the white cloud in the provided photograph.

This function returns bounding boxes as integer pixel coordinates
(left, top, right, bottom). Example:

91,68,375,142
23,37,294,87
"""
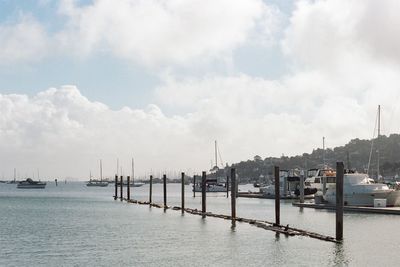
0,15,49,64
57,0,280,66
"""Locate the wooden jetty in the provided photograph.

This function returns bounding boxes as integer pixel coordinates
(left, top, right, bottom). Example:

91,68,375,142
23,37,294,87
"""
293,202,400,215
113,165,345,243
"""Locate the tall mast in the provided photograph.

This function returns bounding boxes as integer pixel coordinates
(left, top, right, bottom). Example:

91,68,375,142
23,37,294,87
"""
100,159,103,182
377,105,381,180
322,136,326,167
14,168,16,182
215,140,218,168
132,158,135,184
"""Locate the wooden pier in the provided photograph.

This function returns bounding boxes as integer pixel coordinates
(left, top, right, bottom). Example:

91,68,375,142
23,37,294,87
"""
293,202,400,215
113,165,346,243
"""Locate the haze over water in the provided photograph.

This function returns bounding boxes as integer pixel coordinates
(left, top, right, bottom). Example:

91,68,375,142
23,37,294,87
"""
1,182,400,266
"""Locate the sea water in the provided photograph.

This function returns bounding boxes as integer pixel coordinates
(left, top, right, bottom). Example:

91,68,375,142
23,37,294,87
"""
1,182,400,266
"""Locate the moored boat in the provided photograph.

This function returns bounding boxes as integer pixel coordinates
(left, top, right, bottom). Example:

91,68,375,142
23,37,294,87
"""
17,178,46,189
324,173,400,207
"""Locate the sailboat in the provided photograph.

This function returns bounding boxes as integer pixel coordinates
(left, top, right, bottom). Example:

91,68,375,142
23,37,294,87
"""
192,140,229,192
86,160,108,187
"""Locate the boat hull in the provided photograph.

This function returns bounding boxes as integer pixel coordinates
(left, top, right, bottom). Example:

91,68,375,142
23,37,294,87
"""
17,184,46,189
193,185,229,192
325,190,400,207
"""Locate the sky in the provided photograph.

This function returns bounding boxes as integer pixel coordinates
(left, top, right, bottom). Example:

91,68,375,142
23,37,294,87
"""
1,0,400,180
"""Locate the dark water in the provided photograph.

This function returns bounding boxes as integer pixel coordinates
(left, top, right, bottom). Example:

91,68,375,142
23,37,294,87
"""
1,182,400,266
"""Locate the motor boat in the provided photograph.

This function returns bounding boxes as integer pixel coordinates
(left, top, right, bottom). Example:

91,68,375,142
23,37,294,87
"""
324,173,400,207
305,168,336,191
17,178,46,189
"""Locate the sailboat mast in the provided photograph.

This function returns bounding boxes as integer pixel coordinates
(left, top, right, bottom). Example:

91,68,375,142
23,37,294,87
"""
377,105,381,180
215,140,218,168
100,159,103,182
132,158,135,184
14,168,16,182
323,136,326,167
117,158,119,177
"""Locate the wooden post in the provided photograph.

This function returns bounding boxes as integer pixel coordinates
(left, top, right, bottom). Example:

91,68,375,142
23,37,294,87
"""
283,176,287,198
226,175,229,198
231,168,236,222
336,162,344,241
163,174,167,208
322,175,327,195
149,175,153,203
120,175,123,201
274,166,280,226
193,175,196,197
299,171,305,204
181,172,185,213
127,176,130,201
201,171,206,218
114,175,118,200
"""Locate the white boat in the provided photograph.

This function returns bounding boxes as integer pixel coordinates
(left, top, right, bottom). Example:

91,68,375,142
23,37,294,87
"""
17,178,46,189
305,168,336,191
86,160,108,187
324,173,400,207
193,179,228,192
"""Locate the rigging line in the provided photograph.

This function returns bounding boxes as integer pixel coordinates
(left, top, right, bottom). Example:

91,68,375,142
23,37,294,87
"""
367,107,379,176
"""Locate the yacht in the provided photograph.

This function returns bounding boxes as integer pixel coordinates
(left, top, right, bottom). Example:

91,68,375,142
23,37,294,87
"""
17,178,46,189
324,173,400,207
305,168,336,191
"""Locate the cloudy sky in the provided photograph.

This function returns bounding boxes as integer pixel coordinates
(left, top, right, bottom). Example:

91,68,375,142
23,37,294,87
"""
1,0,400,180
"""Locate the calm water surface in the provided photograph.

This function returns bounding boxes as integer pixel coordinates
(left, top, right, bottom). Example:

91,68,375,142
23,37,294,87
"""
1,182,400,266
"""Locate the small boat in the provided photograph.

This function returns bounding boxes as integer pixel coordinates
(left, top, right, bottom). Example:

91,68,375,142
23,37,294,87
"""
192,178,228,192
17,178,46,189
324,173,400,207
86,160,108,187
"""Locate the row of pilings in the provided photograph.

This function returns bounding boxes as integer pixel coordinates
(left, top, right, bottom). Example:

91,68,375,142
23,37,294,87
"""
113,163,344,242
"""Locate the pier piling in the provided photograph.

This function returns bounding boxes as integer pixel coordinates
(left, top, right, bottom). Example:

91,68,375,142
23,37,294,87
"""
322,175,327,195
336,162,344,241
231,168,236,222
201,171,206,218
114,175,117,200
274,166,280,225
149,175,153,204
193,175,196,197
226,175,229,198
181,172,185,214
163,174,167,209
120,176,123,201
300,171,305,204
127,176,130,201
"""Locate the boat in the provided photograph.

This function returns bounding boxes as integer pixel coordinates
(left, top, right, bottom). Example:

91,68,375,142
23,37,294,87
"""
260,169,317,198
192,140,229,193
304,168,336,191
324,173,400,207
17,178,46,189
86,160,108,187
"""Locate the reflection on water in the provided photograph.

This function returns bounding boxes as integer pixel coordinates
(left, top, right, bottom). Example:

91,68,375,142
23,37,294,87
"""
1,182,400,266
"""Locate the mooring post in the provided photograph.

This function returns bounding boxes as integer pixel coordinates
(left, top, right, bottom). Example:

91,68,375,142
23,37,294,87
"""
274,166,280,225
120,176,123,201
149,175,153,203
114,175,118,200
163,174,167,209
283,176,287,198
336,162,344,241
322,175,327,195
226,175,229,198
127,176,130,201
193,175,196,197
231,168,236,222
299,171,305,204
201,171,206,218
181,172,185,213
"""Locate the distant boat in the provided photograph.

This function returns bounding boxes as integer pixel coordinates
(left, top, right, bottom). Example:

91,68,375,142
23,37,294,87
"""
86,160,108,187
17,178,46,189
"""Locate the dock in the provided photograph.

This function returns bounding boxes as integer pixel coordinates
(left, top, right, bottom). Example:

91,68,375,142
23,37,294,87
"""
238,192,314,200
293,202,400,215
